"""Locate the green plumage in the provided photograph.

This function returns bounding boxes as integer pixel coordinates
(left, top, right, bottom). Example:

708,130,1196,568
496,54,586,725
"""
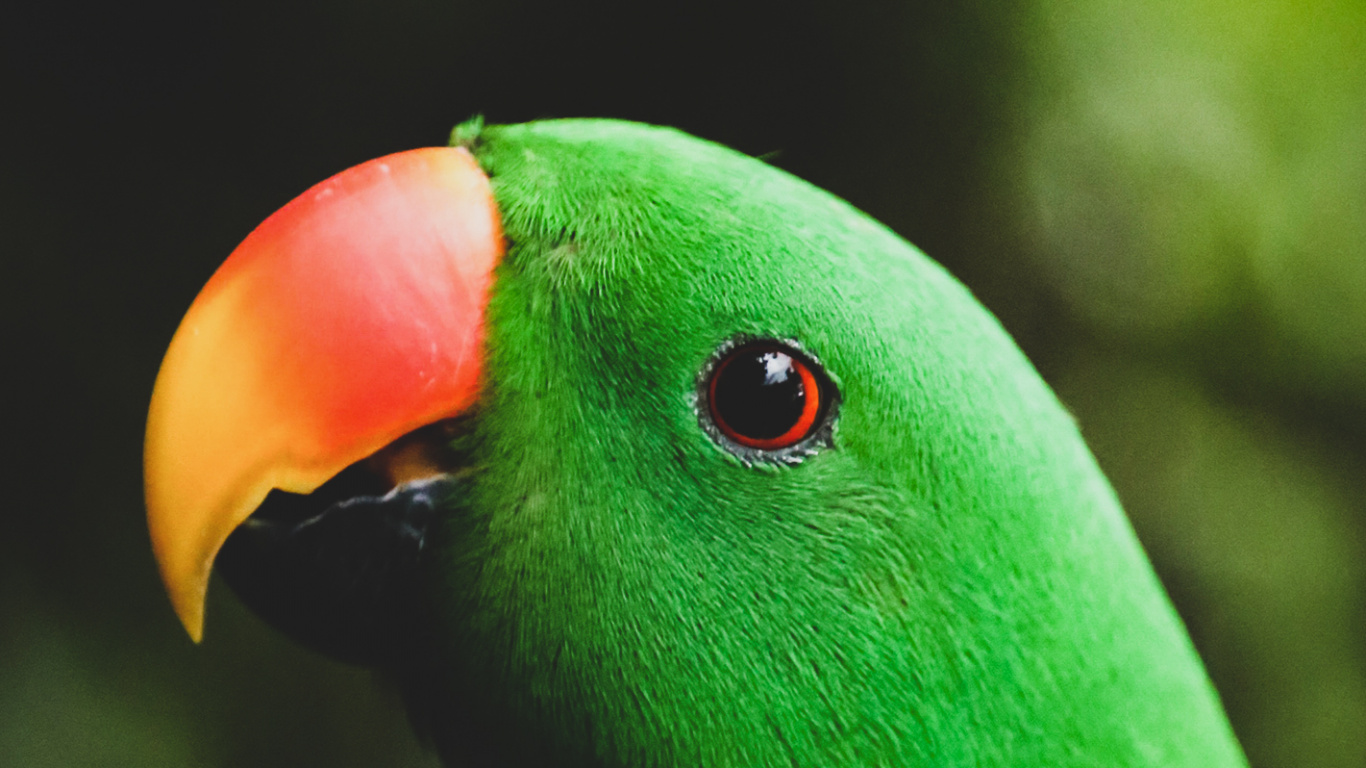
405,119,1246,766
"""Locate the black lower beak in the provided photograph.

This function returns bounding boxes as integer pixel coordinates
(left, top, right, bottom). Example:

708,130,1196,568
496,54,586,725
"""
215,466,455,667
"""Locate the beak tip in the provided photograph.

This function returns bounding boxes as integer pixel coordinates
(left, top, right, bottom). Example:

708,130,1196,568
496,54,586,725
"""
162,568,208,643
177,596,207,643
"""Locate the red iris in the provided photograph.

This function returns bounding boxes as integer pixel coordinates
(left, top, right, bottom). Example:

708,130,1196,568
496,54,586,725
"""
707,344,825,450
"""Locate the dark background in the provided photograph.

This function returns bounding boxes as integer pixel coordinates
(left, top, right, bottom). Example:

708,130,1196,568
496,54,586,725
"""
3,1,1363,766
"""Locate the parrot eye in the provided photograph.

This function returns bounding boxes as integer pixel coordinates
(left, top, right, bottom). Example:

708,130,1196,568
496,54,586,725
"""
701,340,837,460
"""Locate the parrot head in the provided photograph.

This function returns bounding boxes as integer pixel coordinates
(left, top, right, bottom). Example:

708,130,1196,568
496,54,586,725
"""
145,118,1246,766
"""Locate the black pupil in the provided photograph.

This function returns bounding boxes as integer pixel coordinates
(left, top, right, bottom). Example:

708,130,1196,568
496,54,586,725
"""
712,348,807,440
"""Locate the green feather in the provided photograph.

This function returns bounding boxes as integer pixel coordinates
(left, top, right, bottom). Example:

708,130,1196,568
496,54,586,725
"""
409,118,1247,767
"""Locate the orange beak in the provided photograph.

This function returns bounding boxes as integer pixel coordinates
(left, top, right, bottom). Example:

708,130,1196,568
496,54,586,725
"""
145,147,502,641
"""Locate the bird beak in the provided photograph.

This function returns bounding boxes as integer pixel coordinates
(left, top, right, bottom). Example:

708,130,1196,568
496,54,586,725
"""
144,147,503,641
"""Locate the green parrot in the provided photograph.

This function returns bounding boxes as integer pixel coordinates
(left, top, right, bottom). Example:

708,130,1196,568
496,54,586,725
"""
144,118,1248,767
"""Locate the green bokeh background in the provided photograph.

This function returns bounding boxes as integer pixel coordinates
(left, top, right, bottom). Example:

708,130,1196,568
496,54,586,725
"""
3,1,1362,766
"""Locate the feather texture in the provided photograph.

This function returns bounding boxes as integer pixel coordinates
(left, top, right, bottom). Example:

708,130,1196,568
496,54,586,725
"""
389,120,1249,767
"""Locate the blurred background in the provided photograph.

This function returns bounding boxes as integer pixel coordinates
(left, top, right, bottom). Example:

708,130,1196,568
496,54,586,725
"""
2,0,1362,765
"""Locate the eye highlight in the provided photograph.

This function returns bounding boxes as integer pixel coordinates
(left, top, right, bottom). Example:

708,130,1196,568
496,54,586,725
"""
701,341,836,458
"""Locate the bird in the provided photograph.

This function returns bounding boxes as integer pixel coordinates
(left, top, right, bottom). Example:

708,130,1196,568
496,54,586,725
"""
144,117,1249,767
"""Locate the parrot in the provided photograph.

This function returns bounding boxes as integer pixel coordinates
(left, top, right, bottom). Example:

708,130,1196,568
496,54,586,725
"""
144,117,1249,767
